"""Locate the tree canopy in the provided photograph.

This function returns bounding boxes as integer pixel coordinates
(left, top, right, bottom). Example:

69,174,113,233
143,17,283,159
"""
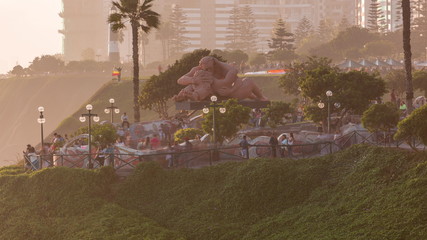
394,104,427,150
362,102,400,132
201,99,251,144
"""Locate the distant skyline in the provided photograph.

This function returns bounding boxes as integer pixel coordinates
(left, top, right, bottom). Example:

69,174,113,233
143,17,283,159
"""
0,1,62,74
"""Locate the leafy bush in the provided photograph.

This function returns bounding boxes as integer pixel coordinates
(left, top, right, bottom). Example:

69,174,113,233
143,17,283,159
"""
262,101,292,127
74,123,118,147
394,104,427,150
362,102,400,132
174,128,204,143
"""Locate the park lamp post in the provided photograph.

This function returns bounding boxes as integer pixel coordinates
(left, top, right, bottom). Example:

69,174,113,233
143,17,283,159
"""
318,90,340,134
37,106,46,154
202,95,226,146
104,98,120,123
79,104,100,169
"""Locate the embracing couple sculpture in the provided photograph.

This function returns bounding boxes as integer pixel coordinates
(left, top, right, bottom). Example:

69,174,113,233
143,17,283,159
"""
173,56,268,102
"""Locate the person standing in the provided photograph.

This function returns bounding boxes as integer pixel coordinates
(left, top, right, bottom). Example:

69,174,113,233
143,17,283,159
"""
288,133,295,157
150,134,160,149
269,133,278,158
279,135,288,157
239,135,250,159
121,112,130,129
166,142,174,168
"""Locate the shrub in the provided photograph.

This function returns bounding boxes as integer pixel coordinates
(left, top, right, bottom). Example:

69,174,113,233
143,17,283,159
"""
174,128,204,143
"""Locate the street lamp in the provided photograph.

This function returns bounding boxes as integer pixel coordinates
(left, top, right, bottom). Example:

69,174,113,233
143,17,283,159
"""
104,98,120,123
202,95,226,146
326,91,333,134
80,104,100,169
37,106,46,156
318,91,340,134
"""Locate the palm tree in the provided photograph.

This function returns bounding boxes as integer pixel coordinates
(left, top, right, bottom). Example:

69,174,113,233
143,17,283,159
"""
402,0,414,114
108,0,160,123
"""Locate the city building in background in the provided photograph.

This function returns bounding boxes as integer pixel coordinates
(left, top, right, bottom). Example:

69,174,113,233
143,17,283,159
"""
59,0,358,63
355,0,403,32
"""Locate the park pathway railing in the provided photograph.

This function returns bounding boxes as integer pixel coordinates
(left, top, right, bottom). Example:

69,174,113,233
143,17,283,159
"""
23,130,425,172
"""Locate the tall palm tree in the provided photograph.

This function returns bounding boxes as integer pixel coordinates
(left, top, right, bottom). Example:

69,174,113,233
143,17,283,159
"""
108,0,160,123
402,0,414,114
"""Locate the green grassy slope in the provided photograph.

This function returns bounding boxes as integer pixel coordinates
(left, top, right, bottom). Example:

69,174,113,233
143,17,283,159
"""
116,145,427,240
1,145,427,239
0,166,183,240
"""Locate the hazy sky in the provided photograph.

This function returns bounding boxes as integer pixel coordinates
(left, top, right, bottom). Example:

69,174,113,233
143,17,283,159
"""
0,1,62,74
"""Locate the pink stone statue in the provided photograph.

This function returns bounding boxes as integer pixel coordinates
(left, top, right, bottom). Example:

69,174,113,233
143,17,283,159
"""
174,56,268,102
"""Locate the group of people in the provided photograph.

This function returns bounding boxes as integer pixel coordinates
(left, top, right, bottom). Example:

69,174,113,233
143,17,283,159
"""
136,134,161,150
239,132,295,159
94,144,115,167
270,133,295,158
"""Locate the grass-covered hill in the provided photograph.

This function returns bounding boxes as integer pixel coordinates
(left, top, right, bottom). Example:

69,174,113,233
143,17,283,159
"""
52,75,289,138
1,145,427,239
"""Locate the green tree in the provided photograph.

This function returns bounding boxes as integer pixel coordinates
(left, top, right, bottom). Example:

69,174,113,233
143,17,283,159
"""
317,19,335,43
279,56,333,96
75,124,118,147
362,103,400,133
368,0,385,32
174,128,204,143
361,40,396,57
413,70,427,96
156,21,173,61
225,6,242,51
294,16,313,46
337,16,351,33
224,50,249,65
310,26,377,60
201,99,251,144
298,64,386,126
169,4,189,58
394,104,427,151
268,49,298,65
249,53,267,66
29,55,65,74
384,69,406,98
10,65,24,77
108,0,160,123
262,101,292,128
238,5,258,53
268,18,294,51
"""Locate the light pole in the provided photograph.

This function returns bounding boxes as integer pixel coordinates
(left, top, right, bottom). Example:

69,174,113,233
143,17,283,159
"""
104,98,120,123
37,106,46,155
318,91,340,134
202,96,226,145
326,90,333,134
79,104,100,169
203,96,226,163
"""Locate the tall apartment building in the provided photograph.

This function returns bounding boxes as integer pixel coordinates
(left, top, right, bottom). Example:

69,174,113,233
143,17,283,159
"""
59,0,111,62
59,0,355,62
355,0,402,32
171,0,354,52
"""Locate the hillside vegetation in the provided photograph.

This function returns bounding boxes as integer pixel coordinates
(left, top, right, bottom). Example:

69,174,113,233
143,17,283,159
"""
1,145,427,239
0,73,111,165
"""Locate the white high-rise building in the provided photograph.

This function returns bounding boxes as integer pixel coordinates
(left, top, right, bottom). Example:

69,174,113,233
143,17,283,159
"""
60,0,356,63
355,0,402,32
167,0,354,52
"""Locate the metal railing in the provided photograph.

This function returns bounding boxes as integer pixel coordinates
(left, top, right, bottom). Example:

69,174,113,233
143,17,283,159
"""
23,130,425,172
